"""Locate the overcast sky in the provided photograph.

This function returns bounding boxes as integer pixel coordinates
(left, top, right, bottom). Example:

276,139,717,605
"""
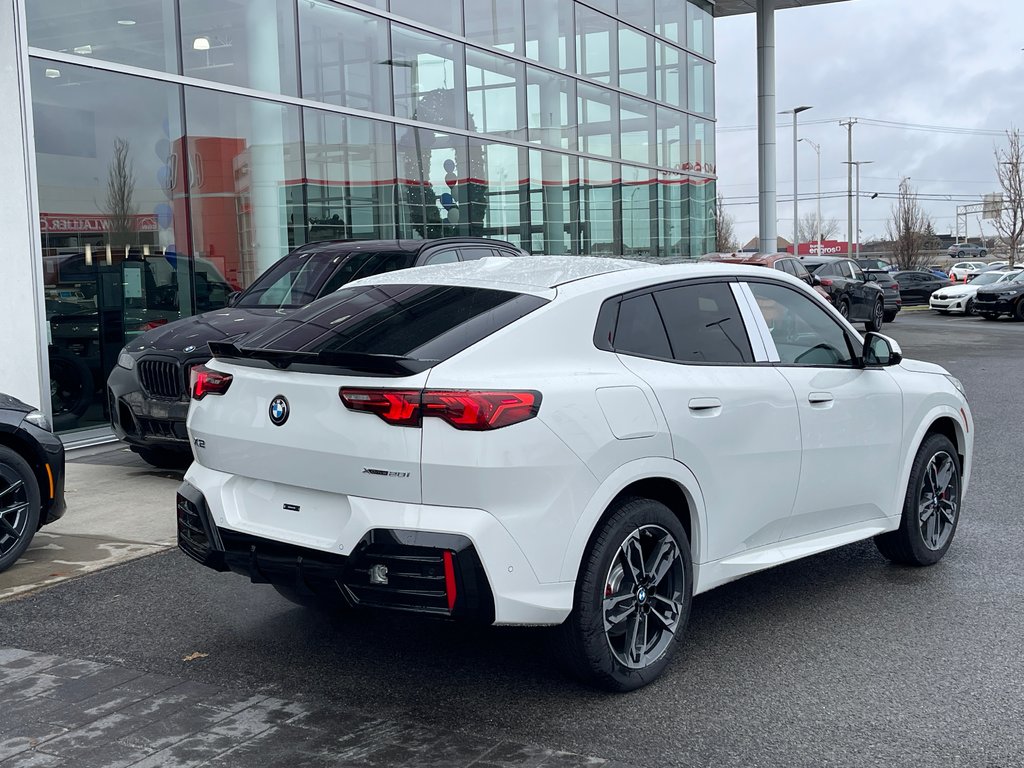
714,0,1024,245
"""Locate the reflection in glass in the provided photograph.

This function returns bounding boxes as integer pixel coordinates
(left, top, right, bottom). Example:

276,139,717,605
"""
397,128,472,238
618,0,655,31
654,0,685,45
299,1,391,114
389,0,463,36
529,150,578,256
623,165,655,256
581,159,619,255
578,83,618,159
466,50,526,140
619,25,652,97
576,5,617,86
655,41,683,108
689,179,715,256
688,53,714,117
304,110,396,241
687,1,715,58
524,0,574,71
391,25,466,131
658,171,688,259
527,67,577,150
657,108,686,170
180,0,297,95
469,139,525,248
688,116,715,175
27,0,178,74
620,96,654,166
31,61,193,431
184,88,303,289
465,0,524,54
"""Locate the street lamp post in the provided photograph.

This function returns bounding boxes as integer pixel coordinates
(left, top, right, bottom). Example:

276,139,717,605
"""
843,160,873,256
780,105,812,254
799,138,821,257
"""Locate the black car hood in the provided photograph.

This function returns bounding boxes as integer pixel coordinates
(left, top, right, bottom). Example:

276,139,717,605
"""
127,307,293,355
976,284,1024,297
0,393,35,415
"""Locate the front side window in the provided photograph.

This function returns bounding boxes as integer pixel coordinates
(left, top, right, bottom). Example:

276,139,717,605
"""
747,282,857,367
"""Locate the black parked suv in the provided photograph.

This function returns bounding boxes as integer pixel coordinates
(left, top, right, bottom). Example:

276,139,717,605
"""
802,256,886,331
973,270,1024,321
108,238,527,468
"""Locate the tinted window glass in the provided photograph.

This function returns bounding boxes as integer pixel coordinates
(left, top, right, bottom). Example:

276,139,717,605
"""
791,260,811,280
237,250,340,308
460,247,498,260
320,251,417,295
654,283,753,364
243,284,547,365
847,262,865,281
748,282,856,367
422,250,460,265
614,294,671,359
775,259,795,275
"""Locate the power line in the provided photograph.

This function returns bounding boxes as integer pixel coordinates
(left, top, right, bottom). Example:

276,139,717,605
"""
716,115,1010,137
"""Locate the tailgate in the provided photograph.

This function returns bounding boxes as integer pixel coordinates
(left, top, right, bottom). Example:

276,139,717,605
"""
187,360,426,504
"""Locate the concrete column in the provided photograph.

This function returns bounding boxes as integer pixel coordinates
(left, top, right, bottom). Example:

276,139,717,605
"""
0,0,49,415
756,0,777,255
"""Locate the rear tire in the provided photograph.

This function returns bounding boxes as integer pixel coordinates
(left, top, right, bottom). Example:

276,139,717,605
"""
136,447,193,470
837,299,850,321
0,446,42,574
557,497,692,692
874,434,961,566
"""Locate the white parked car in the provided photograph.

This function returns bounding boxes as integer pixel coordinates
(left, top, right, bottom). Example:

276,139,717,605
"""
930,269,1022,315
947,261,988,282
177,257,973,691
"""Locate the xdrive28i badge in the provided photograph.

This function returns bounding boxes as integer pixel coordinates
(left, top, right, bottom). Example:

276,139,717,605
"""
269,395,289,426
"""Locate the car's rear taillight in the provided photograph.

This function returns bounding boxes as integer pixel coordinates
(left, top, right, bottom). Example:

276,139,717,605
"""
137,318,169,332
818,278,833,287
190,365,233,400
339,388,541,430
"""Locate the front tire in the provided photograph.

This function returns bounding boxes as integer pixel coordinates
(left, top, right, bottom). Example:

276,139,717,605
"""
874,434,961,566
837,299,851,321
557,497,692,692
864,300,884,332
0,446,42,574
964,298,976,316
1015,300,1024,322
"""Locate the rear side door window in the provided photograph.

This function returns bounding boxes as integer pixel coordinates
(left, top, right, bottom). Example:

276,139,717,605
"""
460,247,498,260
613,294,672,359
421,249,461,266
653,283,753,364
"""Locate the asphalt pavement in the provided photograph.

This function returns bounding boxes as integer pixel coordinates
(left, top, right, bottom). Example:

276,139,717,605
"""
1,310,1022,768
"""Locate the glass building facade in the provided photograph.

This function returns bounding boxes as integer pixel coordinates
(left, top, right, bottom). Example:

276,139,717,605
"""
26,0,715,433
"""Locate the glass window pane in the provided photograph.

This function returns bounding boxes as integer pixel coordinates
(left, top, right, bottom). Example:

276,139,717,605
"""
299,1,391,114
657,107,686,169
468,139,527,247
688,53,714,117
524,0,574,71
588,0,617,13
305,110,396,242
658,171,688,259
578,83,618,159
576,5,617,86
527,67,577,150
397,128,469,238
620,96,654,166
27,0,178,74
184,88,303,290
581,159,619,255
689,179,715,256
391,25,466,131
31,61,191,431
655,42,684,108
748,282,856,367
618,0,654,30
179,0,297,96
654,283,753,363
623,165,655,256
467,50,526,140
688,116,715,174
529,150,577,256
465,0,525,55
619,26,652,97
614,294,671,359
389,0,463,36
654,0,685,44
687,0,714,58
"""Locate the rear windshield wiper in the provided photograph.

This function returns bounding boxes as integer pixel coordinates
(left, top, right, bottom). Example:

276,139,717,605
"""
208,341,433,375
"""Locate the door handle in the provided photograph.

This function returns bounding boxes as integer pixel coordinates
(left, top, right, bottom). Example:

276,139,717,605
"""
808,392,834,406
688,397,722,413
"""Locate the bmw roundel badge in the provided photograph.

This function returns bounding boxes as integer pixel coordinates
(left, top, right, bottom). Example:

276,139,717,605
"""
269,395,289,426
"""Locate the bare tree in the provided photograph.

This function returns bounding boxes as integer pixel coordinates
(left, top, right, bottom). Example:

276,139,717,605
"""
714,194,737,252
885,178,932,270
105,138,136,248
797,211,840,245
994,128,1024,267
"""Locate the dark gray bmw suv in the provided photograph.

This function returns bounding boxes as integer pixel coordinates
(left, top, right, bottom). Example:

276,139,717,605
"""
107,238,526,468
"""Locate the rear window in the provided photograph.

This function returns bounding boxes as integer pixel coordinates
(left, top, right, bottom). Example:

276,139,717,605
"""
238,283,548,368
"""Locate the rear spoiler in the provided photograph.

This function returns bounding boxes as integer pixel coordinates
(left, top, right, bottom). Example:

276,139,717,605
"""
207,341,432,376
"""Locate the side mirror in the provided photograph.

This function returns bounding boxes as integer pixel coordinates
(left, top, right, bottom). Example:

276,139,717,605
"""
226,291,241,307
863,332,903,367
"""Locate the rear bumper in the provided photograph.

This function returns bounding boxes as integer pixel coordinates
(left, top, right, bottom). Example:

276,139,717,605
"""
177,465,574,625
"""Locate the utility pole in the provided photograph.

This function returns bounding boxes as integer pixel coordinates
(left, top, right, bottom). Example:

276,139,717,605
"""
840,118,857,257
844,160,873,256
800,138,821,257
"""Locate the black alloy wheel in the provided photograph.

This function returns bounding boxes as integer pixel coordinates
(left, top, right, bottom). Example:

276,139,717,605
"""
865,299,884,332
558,497,692,691
0,446,41,574
837,299,851,320
874,434,961,566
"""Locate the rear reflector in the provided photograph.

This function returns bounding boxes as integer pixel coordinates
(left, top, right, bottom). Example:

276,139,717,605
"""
190,365,234,400
339,388,541,430
443,550,457,612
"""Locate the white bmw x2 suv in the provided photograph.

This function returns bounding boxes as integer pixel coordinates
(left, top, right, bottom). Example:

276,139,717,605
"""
178,256,973,691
